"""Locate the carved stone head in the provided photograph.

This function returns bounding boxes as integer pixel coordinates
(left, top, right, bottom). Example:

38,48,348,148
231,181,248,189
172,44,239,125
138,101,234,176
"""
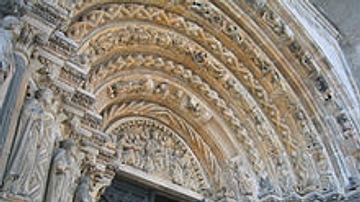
2,15,21,36
37,88,53,106
0,61,9,83
149,128,160,139
61,139,77,157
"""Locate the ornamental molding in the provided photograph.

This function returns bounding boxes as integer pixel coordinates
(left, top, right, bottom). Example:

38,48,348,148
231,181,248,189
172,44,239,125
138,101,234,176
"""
0,0,359,201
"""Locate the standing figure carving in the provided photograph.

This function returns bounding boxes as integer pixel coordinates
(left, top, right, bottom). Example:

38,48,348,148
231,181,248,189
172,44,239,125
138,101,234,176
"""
45,139,80,202
170,149,185,185
143,128,161,173
292,151,317,195
258,173,274,198
0,16,20,106
74,176,93,202
34,95,63,201
3,89,56,201
163,135,174,174
120,132,141,167
231,159,256,201
0,16,18,84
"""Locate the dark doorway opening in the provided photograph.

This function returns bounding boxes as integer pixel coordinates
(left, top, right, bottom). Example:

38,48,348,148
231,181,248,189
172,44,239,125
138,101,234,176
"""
98,172,202,202
155,194,179,202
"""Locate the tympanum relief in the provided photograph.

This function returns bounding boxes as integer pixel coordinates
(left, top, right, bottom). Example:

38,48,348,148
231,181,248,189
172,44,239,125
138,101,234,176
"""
109,118,210,194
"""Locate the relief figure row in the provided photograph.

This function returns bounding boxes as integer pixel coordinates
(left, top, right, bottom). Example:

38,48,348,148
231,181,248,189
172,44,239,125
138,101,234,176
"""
115,125,207,192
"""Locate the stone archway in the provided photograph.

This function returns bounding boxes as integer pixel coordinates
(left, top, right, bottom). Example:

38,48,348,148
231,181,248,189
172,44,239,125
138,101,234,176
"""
0,1,359,202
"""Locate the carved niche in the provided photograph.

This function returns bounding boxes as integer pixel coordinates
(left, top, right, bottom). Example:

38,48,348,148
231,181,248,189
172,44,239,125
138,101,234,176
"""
109,117,210,194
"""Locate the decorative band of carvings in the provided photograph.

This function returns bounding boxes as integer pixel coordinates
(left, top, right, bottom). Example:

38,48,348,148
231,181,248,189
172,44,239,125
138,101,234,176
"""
80,21,334,195
11,0,357,200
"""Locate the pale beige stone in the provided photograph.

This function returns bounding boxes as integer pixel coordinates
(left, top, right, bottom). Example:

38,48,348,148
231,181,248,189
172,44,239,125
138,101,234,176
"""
0,0,359,201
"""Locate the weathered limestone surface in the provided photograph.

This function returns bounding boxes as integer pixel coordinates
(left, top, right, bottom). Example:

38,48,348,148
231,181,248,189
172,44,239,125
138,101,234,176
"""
0,0,359,202
44,139,80,202
310,0,360,94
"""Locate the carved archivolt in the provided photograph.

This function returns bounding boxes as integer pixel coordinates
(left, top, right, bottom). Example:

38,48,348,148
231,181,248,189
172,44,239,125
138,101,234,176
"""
101,100,223,188
69,0,347,198
76,16,337,194
77,19,334,193
91,53,286,192
69,2,330,177
2,0,358,201
95,71,276,192
82,22,286,162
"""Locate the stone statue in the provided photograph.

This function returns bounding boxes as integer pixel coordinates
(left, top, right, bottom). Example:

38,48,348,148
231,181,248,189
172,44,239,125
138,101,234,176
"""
233,162,256,198
44,139,80,202
0,16,19,84
292,152,317,195
33,92,63,201
143,128,161,173
258,174,273,198
0,16,20,107
2,89,56,200
170,149,185,185
119,132,142,167
74,176,93,202
163,135,174,173
275,156,293,196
